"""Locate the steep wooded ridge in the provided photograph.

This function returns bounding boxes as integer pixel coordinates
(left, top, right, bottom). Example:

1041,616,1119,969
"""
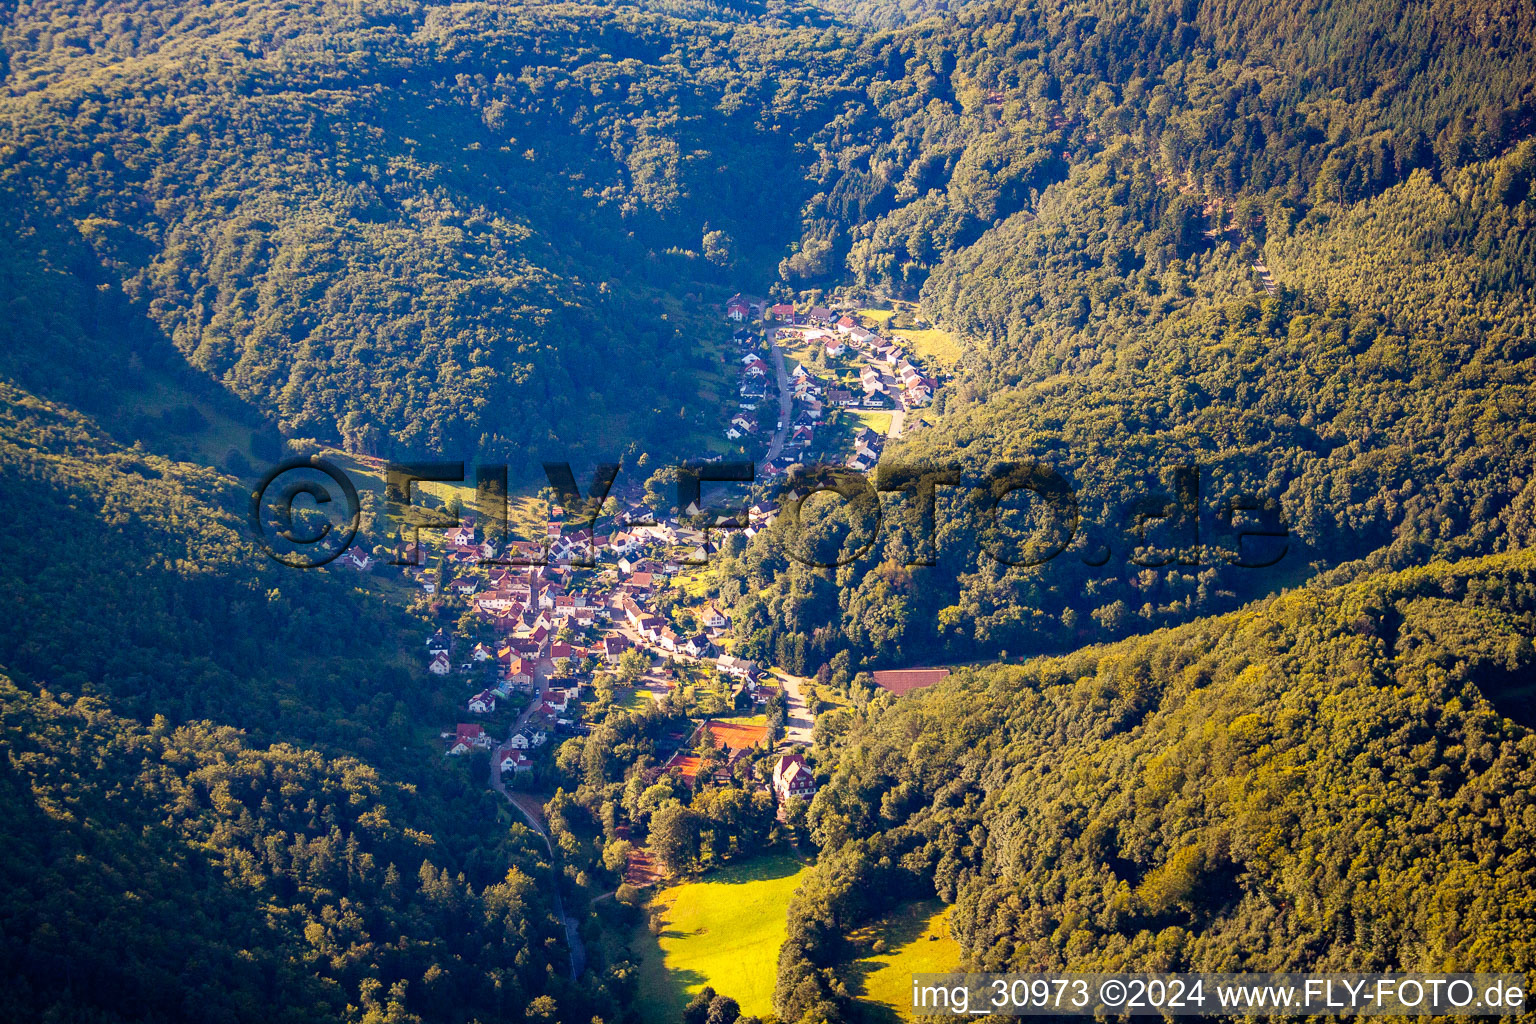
723,144,1536,672
0,679,563,1024
0,381,651,1023
1,0,1535,1021
776,550,1536,1020
715,0,1536,669
0,0,853,465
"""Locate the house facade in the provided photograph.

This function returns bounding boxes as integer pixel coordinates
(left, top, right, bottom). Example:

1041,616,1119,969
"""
774,754,817,803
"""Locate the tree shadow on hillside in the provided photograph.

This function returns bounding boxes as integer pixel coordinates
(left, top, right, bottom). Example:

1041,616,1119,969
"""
839,961,905,1024
626,916,710,1024
1475,669,1536,731
0,203,283,474
701,848,805,885
839,900,951,1024
1393,595,1536,730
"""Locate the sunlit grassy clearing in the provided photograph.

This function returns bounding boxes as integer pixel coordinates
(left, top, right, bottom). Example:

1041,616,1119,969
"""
631,852,811,1023
842,901,962,1021
890,326,964,368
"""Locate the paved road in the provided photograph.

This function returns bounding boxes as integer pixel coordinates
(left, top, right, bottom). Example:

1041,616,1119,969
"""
772,668,815,746
887,408,906,439
489,682,586,979
762,328,792,466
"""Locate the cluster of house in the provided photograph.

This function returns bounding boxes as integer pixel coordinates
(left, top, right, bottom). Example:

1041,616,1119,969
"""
805,317,938,412
728,327,774,443
439,719,552,774
643,717,814,812
399,499,790,769
398,505,719,594
763,362,889,474
719,295,942,487
618,594,710,657
725,296,939,413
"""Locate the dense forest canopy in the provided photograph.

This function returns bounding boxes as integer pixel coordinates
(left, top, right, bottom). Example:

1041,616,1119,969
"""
0,376,646,1022
702,0,1536,670
3,0,1530,465
0,678,567,1024
775,549,1536,1021
0,0,850,465
3,0,1536,1020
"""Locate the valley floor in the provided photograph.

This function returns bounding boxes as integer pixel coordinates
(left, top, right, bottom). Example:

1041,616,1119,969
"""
628,851,813,1022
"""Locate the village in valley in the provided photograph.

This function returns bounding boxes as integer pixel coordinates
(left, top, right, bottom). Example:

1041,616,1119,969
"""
331,295,951,899
723,296,944,479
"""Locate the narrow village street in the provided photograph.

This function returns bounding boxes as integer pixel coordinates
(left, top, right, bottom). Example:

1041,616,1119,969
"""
772,669,815,746
762,327,793,466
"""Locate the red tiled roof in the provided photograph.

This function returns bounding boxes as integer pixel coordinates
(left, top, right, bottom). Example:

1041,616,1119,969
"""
871,668,951,696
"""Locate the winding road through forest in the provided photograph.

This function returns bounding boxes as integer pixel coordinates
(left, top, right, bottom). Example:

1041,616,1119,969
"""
488,680,587,979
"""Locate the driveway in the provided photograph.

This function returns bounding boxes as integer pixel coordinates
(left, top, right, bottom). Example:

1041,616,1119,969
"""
772,669,815,746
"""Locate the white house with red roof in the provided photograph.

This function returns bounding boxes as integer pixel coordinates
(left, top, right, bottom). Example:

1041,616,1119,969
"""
774,754,816,803
499,749,534,773
445,723,493,755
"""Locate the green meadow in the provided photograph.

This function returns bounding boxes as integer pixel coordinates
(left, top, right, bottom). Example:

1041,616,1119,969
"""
841,901,962,1022
631,852,812,1022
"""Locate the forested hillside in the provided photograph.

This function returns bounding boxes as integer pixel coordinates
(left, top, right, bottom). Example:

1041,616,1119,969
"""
4,0,1536,1019
719,142,1536,672
0,679,567,1024
4,0,1530,466
0,379,410,751
710,0,1536,670
0,0,857,465
0,378,651,1021
776,549,1536,1021
783,0,1535,298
